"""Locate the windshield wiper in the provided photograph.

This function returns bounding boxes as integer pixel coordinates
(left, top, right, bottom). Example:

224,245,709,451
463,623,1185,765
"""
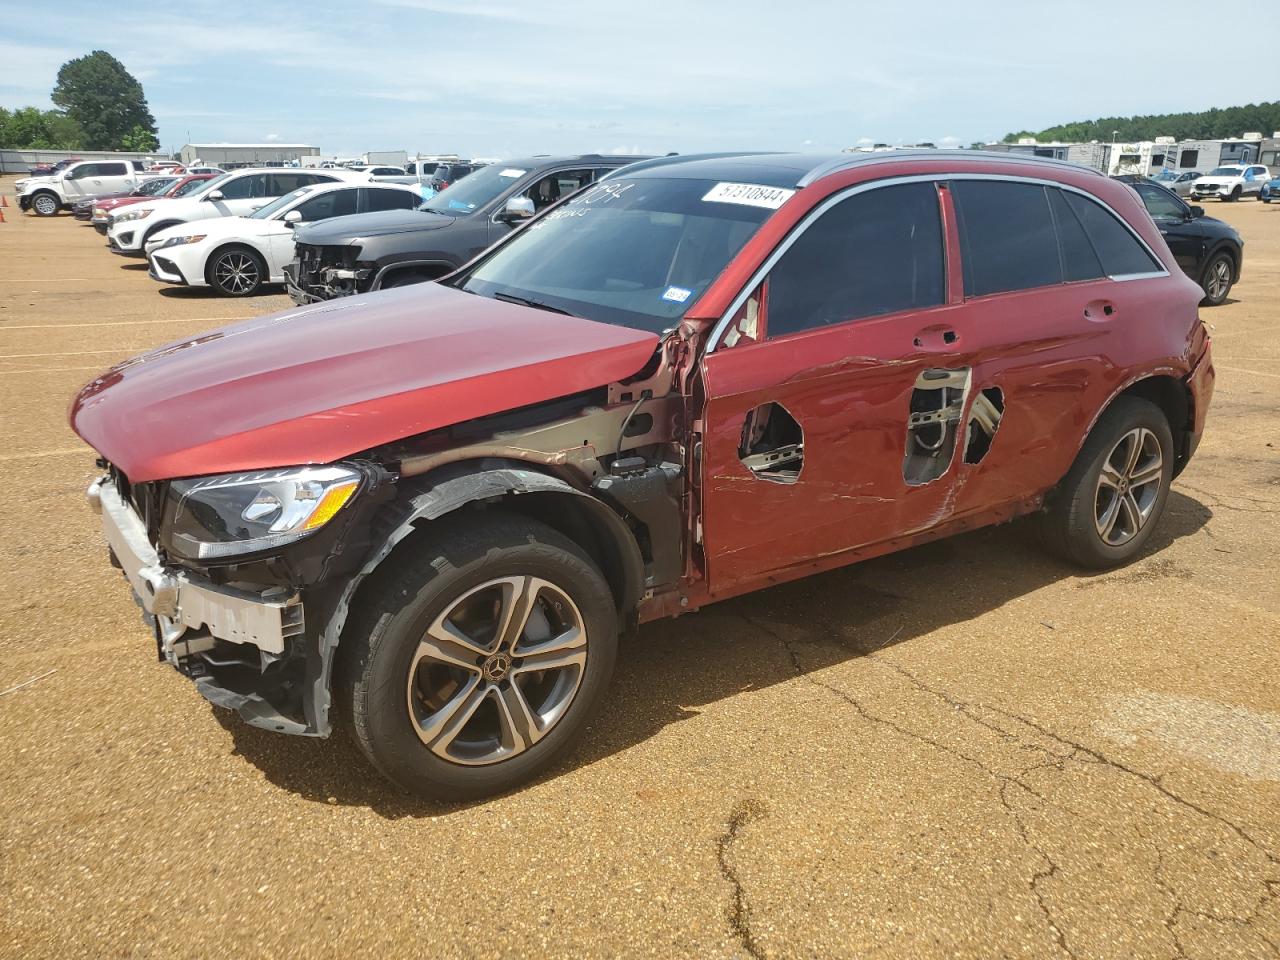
491,292,576,317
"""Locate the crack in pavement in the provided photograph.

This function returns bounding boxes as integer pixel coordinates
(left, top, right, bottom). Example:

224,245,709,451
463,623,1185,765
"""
716,798,770,960
741,611,1280,958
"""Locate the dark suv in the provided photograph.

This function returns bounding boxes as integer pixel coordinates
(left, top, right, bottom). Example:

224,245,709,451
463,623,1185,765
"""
284,154,649,302
1114,176,1243,306
425,162,483,193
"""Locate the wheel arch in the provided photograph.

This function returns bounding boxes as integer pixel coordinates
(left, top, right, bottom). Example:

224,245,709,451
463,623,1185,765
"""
1204,240,1241,282
371,259,456,290
1083,373,1192,480
306,459,646,736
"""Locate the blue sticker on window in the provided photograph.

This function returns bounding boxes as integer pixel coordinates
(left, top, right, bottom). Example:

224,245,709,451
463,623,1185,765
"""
662,286,692,303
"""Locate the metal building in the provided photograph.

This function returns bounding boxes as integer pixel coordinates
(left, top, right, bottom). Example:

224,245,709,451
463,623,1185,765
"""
178,143,320,167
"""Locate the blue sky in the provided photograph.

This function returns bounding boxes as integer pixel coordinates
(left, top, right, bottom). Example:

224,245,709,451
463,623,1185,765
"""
1,0,1273,158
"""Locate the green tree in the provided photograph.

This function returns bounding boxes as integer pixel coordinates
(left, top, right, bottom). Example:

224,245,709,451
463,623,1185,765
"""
0,106,83,149
1006,101,1280,144
51,50,156,150
120,124,159,152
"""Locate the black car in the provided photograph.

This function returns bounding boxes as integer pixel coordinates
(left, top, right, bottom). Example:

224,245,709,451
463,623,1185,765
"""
286,154,649,302
425,162,483,193
1115,175,1243,306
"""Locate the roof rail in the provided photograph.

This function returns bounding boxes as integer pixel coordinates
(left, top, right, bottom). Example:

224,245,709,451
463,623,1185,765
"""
600,151,780,180
796,149,1107,187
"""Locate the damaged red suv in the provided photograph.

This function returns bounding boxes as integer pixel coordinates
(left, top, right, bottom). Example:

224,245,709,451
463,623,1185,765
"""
72,152,1214,799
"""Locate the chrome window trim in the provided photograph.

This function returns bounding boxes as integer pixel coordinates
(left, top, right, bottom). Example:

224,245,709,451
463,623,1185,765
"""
706,172,1169,354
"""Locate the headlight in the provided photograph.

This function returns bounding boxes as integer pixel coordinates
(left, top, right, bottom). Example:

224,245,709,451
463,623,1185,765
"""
156,234,207,249
165,465,361,560
92,207,106,216
115,208,153,223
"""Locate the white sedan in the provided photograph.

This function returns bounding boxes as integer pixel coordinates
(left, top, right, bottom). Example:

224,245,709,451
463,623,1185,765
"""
144,181,421,296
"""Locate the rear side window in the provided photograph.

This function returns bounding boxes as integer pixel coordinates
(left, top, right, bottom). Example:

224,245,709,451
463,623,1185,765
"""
99,163,128,176
1063,193,1161,276
1048,189,1104,281
363,188,416,212
767,181,945,337
296,189,358,221
952,180,1060,296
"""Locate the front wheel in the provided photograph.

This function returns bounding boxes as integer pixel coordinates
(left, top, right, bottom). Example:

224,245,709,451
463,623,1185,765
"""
1038,397,1174,569
338,512,618,800
206,245,266,297
31,192,60,217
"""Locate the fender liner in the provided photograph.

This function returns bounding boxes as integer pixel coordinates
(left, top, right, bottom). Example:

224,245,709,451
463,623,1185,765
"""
303,463,646,736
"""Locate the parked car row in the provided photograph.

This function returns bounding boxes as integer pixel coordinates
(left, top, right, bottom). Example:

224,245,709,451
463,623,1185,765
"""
67,149,1217,800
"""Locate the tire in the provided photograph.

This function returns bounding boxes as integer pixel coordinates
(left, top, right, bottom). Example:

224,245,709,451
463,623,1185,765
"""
31,191,60,217
205,245,266,297
1199,250,1234,306
338,511,619,800
1038,396,1174,570
1226,186,1241,202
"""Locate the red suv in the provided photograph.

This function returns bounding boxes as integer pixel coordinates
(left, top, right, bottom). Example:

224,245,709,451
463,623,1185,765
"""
72,152,1214,799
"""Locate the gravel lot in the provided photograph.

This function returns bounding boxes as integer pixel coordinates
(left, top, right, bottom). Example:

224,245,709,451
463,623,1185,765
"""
1,175,1278,959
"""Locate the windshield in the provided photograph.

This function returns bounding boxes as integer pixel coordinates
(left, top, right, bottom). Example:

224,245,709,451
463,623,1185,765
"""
1209,166,1243,177
420,163,525,215
249,187,312,219
458,177,782,333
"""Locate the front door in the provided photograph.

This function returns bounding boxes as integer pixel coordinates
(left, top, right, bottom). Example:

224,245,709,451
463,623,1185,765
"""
698,180,969,591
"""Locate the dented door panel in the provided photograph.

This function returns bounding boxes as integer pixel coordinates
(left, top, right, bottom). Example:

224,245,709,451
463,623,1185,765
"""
699,304,972,589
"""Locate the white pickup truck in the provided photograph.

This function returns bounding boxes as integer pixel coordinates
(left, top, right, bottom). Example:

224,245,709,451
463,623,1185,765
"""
16,159,155,217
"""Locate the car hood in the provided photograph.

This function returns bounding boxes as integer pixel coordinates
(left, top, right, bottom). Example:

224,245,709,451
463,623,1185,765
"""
71,283,659,482
1195,176,1241,187
295,208,455,245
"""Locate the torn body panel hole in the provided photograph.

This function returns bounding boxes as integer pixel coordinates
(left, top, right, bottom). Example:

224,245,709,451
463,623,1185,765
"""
739,402,803,484
964,387,1004,464
903,367,970,486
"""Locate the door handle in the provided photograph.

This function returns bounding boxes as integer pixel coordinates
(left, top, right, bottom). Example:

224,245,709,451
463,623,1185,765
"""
913,325,960,351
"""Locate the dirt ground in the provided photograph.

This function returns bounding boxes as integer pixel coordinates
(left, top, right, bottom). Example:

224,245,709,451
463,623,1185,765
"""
0,175,1277,960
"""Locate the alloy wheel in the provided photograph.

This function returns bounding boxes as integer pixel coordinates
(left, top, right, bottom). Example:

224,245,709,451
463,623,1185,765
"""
406,575,588,766
1094,427,1163,547
1206,259,1231,302
33,195,57,216
213,251,260,294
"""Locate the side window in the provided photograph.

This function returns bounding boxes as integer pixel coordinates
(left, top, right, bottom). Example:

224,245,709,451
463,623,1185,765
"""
766,181,945,338
100,162,128,177
952,180,1060,296
218,173,269,200
271,173,314,193
363,188,416,212
67,164,95,179
525,169,593,211
295,189,357,222
1047,189,1104,282
1134,183,1187,221
1064,193,1161,277
1179,150,1199,169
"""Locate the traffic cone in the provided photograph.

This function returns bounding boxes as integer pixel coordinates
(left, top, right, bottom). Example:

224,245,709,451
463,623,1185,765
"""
0,194,7,207
0,206,6,223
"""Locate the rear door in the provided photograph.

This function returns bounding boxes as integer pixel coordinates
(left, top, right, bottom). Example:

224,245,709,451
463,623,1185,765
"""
942,179,1167,520
96,161,133,195
212,172,272,216
698,179,966,589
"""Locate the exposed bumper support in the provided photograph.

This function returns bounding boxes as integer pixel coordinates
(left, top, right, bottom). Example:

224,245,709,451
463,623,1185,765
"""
91,477,303,656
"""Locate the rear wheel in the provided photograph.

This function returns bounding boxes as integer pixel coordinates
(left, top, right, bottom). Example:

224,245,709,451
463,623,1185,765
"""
31,192,60,217
1038,397,1174,569
338,512,618,800
206,245,266,297
1199,251,1234,306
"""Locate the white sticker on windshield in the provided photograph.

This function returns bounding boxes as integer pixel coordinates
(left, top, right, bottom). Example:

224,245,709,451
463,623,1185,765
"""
499,168,526,178
662,286,692,303
702,182,795,210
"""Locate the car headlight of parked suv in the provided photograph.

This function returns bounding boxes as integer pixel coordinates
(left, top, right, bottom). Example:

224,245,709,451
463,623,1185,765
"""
155,234,207,249
164,465,361,560
114,208,154,224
